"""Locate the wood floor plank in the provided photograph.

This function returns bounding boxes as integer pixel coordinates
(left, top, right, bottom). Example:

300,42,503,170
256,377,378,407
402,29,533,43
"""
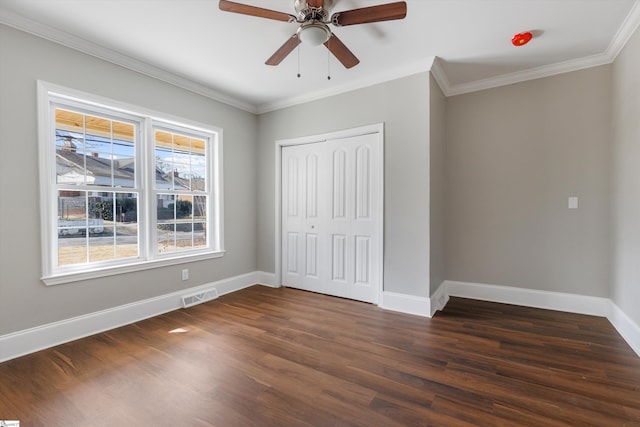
1,287,640,426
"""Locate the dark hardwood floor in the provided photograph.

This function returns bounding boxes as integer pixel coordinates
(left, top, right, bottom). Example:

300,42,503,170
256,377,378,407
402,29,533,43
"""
1,286,639,426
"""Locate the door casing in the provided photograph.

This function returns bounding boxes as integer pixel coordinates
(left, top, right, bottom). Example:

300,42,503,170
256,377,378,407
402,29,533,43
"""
274,123,384,304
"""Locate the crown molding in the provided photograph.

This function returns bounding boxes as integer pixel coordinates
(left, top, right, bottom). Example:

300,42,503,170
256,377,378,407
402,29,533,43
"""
3,0,640,109
256,57,435,114
442,52,612,97
429,56,450,96
434,0,640,97
608,0,640,60
0,9,257,114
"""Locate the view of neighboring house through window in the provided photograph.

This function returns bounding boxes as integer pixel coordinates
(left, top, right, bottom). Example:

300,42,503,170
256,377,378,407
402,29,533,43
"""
154,129,208,254
55,109,139,265
39,82,223,284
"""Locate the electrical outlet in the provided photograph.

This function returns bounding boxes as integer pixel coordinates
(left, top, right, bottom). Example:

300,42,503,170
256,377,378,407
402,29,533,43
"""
181,269,189,281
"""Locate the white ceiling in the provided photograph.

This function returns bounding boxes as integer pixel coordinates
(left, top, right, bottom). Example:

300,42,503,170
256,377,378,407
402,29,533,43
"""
1,0,639,113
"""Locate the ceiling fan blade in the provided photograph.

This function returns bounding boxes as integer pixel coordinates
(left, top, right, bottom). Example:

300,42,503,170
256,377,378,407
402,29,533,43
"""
331,1,407,26
266,34,301,66
324,34,360,69
308,0,324,7
219,0,296,22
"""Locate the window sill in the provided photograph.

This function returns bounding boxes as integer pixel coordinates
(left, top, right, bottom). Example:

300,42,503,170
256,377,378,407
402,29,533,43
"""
41,251,225,286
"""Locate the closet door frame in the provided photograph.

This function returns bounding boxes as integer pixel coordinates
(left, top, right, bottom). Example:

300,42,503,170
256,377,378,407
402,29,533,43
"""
274,123,384,304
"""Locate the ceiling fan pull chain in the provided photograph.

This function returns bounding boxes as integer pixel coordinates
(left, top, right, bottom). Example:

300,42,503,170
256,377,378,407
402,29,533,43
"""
297,45,301,78
327,48,331,80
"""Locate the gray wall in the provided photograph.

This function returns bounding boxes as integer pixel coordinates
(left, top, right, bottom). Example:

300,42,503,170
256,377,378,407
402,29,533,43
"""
257,73,431,298
2,17,636,340
445,66,611,297
611,25,640,326
0,25,259,335
429,75,446,294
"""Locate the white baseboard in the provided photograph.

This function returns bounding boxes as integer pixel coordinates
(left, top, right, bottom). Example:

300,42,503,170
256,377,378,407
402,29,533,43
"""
4,274,637,363
429,282,449,316
430,280,640,357
380,291,431,317
442,280,610,316
0,271,271,363
607,301,640,357
255,271,278,288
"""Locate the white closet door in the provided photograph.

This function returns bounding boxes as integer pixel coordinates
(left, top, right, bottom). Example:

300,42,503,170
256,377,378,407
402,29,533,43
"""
281,131,381,304
281,142,327,294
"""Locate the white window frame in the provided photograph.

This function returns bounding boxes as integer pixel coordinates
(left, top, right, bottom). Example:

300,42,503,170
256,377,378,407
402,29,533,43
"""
37,81,224,285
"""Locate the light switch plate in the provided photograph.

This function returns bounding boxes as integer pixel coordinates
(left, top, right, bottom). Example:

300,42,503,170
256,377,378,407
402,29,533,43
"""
568,197,578,209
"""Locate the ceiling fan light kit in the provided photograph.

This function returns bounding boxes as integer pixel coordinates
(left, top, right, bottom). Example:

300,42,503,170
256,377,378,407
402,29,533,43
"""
218,0,407,69
298,21,332,46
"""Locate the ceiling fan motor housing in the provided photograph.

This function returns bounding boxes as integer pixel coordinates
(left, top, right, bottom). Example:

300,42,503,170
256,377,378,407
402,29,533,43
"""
294,0,333,21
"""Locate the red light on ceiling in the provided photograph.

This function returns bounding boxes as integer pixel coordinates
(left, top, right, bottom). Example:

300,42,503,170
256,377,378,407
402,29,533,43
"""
512,32,533,46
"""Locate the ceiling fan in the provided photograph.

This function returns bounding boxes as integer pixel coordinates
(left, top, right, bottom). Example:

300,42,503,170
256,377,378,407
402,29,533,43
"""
219,0,407,69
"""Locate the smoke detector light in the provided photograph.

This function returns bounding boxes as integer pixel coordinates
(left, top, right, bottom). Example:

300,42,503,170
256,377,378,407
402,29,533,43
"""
512,31,533,46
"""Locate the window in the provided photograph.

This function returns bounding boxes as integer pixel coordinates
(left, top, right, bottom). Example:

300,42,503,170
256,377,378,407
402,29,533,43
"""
38,82,223,285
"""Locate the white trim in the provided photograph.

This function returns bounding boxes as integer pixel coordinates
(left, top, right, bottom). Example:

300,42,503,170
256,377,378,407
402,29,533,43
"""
255,271,278,287
429,281,449,316
42,251,225,286
431,0,640,98
4,273,637,362
607,301,640,358
274,123,384,304
442,53,613,97
257,58,435,114
429,57,451,98
0,10,256,113
607,0,640,61
4,0,640,110
379,291,431,318
430,280,640,358
441,280,609,316
37,81,225,285
0,271,275,363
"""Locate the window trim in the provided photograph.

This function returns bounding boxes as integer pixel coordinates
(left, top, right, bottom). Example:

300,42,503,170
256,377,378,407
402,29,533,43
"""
37,81,224,286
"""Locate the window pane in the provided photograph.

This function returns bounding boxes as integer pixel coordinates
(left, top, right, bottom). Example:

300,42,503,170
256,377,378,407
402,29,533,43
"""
115,224,138,259
187,138,206,192
157,194,176,253
58,190,86,229
115,192,138,224
55,191,139,266
155,130,174,189
154,131,207,191
88,191,112,224
194,222,207,249
156,194,198,253
57,190,87,266
89,225,114,262
85,192,138,262
190,165,206,191
157,223,176,254
55,109,136,188
176,195,194,252
175,222,194,251
58,237,87,266
176,195,193,219
115,193,138,259
56,131,87,185
87,192,110,262
193,195,207,220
